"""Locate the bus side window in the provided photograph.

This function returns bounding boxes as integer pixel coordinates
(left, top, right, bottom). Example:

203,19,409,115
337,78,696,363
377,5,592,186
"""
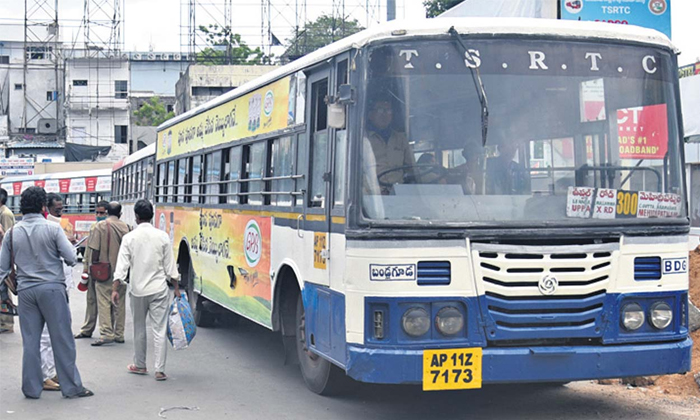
157,163,166,203
308,77,329,208
271,136,295,206
192,155,202,204
247,142,266,206
333,59,349,208
205,151,222,204
178,158,187,203
169,160,177,203
227,147,241,204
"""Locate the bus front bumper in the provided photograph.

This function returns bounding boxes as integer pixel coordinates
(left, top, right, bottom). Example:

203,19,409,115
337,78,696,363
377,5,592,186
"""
344,337,692,384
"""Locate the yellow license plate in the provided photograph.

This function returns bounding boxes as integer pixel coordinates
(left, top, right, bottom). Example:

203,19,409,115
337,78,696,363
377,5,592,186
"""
422,348,482,391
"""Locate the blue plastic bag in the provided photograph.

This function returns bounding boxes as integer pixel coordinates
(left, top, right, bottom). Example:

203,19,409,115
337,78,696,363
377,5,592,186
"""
166,293,196,350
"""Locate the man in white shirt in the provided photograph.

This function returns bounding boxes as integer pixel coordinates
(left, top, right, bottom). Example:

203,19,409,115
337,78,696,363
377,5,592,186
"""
111,199,180,381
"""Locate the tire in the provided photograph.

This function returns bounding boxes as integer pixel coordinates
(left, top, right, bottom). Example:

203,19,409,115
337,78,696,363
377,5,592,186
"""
183,253,216,328
295,295,350,395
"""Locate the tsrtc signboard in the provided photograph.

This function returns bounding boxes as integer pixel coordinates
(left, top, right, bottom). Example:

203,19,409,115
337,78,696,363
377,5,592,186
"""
560,0,672,39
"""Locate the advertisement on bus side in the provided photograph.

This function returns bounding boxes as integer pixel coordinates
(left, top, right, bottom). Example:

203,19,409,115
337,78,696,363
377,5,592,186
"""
157,76,292,160
156,206,273,327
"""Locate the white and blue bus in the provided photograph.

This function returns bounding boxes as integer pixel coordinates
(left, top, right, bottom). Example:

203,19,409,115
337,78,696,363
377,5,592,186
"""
111,142,156,228
147,18,691,394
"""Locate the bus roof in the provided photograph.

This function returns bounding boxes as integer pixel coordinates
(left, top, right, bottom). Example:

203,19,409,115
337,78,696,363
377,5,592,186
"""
1,168,112,184
113,142,156,171
158,17,677,133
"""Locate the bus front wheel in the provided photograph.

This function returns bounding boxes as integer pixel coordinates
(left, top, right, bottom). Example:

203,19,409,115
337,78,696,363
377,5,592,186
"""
295,295,349,395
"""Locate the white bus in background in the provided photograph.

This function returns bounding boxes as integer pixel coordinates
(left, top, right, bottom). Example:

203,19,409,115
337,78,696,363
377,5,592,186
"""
111,142,156,228
1,168,112,253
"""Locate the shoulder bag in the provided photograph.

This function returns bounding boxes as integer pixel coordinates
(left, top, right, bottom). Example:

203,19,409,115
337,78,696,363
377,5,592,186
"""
89,222,112,282
3,228,17,295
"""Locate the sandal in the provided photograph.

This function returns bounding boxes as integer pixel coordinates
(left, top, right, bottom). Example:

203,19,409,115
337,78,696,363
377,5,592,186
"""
66,388,94,399
74,332,91,339
155,372,168,381
127,364,148,375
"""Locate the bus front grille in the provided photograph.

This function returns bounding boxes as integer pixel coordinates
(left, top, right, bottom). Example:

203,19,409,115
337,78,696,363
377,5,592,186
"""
472,242,617,342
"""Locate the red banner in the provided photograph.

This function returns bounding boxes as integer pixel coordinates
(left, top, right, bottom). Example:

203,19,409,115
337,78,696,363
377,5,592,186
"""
86,177,97,192
617,104,668,159
34,180,45,189
59,178,70,193
12,182,21,196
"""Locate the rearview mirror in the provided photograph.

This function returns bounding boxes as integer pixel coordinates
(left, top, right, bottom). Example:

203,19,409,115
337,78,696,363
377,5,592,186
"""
328,103,346,129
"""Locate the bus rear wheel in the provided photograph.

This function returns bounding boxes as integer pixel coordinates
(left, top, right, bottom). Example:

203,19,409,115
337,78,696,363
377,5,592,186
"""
183,254,216,328
295,295,349,395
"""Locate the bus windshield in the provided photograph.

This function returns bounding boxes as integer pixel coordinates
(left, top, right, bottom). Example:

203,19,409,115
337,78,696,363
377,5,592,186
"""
361,39,685,224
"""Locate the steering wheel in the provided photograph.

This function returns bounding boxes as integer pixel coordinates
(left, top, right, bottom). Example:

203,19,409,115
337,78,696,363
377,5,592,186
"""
377,164,448,188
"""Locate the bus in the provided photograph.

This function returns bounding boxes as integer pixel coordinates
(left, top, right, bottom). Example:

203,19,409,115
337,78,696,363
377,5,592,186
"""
111,142,156,227
1,168,112,247
151,18,692,394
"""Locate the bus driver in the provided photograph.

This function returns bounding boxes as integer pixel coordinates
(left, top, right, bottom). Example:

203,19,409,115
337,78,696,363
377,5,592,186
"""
363,94,415,194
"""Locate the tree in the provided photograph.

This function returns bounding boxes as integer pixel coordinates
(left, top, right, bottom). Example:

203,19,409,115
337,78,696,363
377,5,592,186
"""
283,14,364,61
424,0,463,18
133,97,174,127
196,24,272,65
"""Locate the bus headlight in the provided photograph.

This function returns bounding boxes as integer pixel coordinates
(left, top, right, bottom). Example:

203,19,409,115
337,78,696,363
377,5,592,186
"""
621,303,645,331
649,302,672,330
402,307,430,337
435,307,464,336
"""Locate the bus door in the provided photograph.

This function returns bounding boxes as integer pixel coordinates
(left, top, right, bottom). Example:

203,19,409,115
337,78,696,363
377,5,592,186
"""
304,68,332,287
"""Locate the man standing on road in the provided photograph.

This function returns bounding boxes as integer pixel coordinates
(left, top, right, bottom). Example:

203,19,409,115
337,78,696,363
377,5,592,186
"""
0,186,93,399
74,201,109,340
0,187,16,334
89,202,130,346
38,193,77,391
112,199,180,381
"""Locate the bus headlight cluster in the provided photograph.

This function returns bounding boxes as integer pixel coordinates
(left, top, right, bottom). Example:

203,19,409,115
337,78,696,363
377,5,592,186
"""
620,301,673,331
401,308,431,337
401,306,465,337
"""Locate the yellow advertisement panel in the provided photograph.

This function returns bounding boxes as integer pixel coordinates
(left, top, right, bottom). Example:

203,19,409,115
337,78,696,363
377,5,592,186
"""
157,76,291,160
157,206,272,327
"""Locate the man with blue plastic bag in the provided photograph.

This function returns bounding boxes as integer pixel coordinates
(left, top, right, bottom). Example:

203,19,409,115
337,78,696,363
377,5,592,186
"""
111,200,180,381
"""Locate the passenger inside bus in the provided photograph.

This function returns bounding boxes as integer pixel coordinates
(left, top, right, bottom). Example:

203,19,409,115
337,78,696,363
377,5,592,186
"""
485,141,531,195
363,93,416,194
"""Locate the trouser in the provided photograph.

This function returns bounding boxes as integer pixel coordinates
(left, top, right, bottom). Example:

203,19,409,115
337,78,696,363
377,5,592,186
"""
18,283,84,398
95,279,126,341
78,277,98,336
40,325,56,381
131,287,170,373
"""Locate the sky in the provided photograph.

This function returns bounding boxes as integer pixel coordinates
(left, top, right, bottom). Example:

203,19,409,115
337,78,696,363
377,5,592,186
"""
0,0,698,66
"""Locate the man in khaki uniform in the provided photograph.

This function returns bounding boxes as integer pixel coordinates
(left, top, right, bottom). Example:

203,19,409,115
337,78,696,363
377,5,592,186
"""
364,96,415,194
0,187,16,334
88,202,130,346
74,201,109,339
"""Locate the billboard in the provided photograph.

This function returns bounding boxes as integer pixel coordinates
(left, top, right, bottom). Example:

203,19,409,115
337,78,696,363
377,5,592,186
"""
560,0,671,39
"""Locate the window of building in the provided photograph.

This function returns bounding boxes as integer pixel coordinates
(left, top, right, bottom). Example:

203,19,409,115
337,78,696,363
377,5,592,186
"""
46,91,57,101
167,104,174,113
115,125,128,144
205,151,222,204
271,136,295,206
14,83,23,90
115,80,128,99
26,46,49,60
0,56,9,64
72,80,88,87
191,86,233,97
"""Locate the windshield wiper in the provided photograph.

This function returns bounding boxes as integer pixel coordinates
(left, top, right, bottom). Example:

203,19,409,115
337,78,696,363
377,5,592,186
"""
448,26,489,146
